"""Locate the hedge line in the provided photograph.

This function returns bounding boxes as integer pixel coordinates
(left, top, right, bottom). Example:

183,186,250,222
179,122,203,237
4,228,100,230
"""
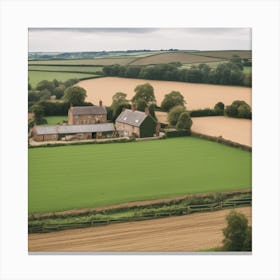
165,129,191,137
28,191,251,233
192,132,252,151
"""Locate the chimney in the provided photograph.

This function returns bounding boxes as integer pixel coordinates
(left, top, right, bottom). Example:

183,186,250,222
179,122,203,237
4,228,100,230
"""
145,107,149,115
131,103,136,112
99,100,103,107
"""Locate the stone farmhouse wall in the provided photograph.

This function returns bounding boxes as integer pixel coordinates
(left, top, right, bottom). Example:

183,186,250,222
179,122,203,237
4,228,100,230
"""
115,122,140,137
68,112,106,125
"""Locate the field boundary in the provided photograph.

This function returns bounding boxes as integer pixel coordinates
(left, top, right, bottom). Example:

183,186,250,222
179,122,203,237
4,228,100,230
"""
28,191,252,233
191,132,252,151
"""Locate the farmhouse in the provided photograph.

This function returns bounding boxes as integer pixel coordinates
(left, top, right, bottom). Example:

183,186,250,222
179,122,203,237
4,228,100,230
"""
115,106,159,138
31,123,115,142
68,101,107,125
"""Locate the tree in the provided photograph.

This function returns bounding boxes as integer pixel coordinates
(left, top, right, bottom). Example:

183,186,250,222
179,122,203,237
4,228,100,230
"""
111,92,128,107
112,102,131,121
132,83,156,104
64,78,79,88
168,105,186,126
161,91,185,112
36,80,55,93
31,104,47,125
223,210,251,251
63,86,87,106
225,100,251,119
38,89,51,101
230,55,243,70
176,111,192,130
214,102,225,115
53,85,65,99
136,98,147,112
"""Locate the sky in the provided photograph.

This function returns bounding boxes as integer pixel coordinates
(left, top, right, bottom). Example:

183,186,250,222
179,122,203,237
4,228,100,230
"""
28,28,251,52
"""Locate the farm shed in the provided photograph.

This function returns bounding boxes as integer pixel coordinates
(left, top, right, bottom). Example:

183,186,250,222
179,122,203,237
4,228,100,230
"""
32,123,115,142
68,101,107,125
115,107,159,138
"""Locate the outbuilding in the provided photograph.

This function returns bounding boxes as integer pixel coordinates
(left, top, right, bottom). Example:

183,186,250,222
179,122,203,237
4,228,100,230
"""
31,123,115,142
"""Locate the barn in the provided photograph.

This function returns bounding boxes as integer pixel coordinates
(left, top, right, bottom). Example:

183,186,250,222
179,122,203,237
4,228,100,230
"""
31,123,115,142
115,106,159,138
68,101,107,125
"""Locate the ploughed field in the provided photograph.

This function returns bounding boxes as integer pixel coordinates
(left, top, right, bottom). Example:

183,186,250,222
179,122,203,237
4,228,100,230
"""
29,138,251,214
28,206,252,252
77,77,251,110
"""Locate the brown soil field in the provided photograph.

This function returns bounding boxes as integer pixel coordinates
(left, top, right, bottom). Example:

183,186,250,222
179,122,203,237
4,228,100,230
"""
191,116,252,147
193,50,252,59
130,52,225,65
29,207,251,252
77,77,252,110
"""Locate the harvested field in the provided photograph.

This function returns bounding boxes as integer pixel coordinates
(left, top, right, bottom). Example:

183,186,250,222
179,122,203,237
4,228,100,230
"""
155,113,252,147
77,77,251,110
28,206,252,252
130,52,225,65
191,116,252,147
192,50,252,59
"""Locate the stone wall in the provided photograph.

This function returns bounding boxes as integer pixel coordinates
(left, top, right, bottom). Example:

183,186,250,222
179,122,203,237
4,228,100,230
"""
115,122,140,137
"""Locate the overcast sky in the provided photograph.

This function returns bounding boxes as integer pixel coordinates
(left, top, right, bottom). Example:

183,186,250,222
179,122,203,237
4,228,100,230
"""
28,28,251,52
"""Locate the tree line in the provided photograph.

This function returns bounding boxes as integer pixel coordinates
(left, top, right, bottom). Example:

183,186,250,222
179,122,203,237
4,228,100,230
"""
102,55,251,87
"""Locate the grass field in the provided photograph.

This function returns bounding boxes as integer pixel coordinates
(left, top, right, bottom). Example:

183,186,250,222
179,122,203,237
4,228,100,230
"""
28,137,251,214
192,50,252,59
28,71,98,87
28,57,135,66
44,116,68,125
29,65,103,73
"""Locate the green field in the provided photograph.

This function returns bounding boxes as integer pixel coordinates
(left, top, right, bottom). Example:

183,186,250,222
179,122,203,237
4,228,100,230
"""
28,138,251,214
44,116,68,125
29,65,103,73
28,71,98,87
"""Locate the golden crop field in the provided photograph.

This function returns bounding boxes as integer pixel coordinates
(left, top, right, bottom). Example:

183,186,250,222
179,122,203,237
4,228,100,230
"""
77,77,252,110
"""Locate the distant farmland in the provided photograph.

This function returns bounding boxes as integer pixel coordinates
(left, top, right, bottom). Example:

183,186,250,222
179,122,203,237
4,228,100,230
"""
192,50,252,59
28,71,98,87
29,137,251,214
130,52,226,65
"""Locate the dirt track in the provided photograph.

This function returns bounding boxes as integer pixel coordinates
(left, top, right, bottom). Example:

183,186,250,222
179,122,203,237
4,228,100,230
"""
77,77,251,110
29,207,251,252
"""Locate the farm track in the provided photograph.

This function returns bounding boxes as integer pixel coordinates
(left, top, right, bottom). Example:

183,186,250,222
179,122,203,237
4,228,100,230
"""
29,206,251,252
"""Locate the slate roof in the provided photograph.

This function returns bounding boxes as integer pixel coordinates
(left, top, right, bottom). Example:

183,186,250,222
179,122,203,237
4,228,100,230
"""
115,109,148,127
70,106,106,115
33,123,115,135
